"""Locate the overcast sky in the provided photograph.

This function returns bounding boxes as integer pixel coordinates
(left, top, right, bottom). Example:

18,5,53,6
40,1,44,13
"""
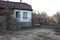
4,0,60,16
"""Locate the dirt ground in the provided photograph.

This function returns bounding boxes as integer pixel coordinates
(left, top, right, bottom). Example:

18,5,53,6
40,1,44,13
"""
0,28,60,40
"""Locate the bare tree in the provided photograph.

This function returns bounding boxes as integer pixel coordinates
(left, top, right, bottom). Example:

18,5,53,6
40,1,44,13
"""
54,12,60,24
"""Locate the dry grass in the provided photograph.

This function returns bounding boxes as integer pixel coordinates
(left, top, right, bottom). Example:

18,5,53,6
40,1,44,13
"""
0,28,60,40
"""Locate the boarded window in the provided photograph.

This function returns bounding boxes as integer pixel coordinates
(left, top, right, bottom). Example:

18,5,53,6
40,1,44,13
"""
16,11,20,18
23,12,27,19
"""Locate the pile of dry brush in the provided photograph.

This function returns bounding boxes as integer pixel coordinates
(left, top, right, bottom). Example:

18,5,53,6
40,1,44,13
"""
0,15,20,33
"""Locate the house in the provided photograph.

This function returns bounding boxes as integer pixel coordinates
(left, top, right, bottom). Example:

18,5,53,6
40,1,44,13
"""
0,1,33,27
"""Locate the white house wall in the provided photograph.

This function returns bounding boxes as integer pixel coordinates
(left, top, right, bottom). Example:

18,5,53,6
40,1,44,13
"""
13,10,32,22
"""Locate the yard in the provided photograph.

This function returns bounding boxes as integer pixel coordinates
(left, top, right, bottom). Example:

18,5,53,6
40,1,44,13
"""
0,26,60,40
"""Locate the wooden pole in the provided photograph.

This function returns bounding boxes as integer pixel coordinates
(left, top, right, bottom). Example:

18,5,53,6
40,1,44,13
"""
20,0,22,3
7,0,9,1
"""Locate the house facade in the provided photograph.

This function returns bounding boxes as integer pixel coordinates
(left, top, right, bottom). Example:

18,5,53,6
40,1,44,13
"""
0,1,33,27
13,10,32,27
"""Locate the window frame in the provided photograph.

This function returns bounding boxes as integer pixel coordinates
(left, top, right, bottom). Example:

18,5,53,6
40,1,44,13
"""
16,11,20,18
23,12,28,19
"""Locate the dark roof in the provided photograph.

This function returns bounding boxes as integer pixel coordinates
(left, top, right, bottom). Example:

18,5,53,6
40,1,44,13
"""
0,1,33,11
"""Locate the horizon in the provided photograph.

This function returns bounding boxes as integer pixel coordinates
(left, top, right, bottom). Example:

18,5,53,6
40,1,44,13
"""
4,0,60,16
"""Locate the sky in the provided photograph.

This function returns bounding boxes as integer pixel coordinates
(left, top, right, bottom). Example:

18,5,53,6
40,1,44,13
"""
4,0,60,16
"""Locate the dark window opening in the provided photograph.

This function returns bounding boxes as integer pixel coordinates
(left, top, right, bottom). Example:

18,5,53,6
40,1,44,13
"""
16,11,20,18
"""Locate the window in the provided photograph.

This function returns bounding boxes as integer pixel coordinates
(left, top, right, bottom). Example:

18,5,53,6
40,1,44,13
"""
23,12,27,19
16,11,20,18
